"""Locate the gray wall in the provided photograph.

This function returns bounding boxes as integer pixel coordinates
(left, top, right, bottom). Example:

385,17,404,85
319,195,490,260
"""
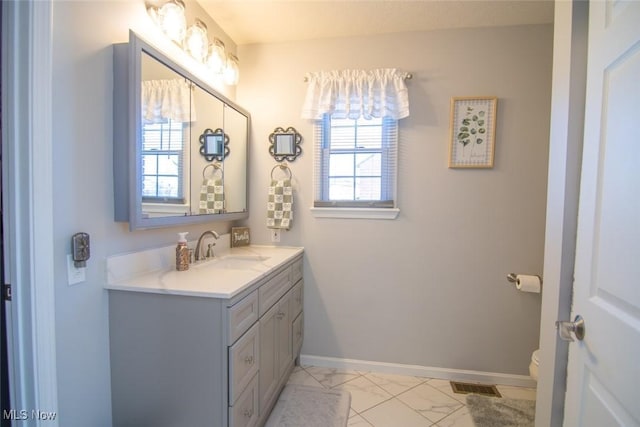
238,24,552,375
51,2,236,425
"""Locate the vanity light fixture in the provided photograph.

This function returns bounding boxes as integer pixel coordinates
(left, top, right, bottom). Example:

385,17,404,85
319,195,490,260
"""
147,1,240,86
147,0,186,44
184,19,209,63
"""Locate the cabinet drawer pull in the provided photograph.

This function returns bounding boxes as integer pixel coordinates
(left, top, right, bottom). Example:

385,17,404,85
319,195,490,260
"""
243,409,253,418
276,311,286,319
244,355,254,365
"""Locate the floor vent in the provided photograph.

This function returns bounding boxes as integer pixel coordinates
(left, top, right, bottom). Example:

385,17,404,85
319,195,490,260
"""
450,381,502,398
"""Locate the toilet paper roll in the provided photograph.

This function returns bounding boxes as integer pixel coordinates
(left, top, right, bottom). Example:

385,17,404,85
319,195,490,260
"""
516,274,542,293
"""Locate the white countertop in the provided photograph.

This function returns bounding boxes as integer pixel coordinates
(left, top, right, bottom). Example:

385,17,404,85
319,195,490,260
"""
105,244,303,299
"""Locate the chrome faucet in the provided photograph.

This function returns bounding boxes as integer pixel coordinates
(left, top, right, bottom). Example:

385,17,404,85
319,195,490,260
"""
195,230,220,261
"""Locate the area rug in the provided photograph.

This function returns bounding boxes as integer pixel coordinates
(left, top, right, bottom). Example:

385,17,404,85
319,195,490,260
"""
466,394,535,427
265,384,351,427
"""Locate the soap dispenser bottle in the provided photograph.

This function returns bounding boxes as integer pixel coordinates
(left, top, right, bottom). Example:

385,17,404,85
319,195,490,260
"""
176,232,189,271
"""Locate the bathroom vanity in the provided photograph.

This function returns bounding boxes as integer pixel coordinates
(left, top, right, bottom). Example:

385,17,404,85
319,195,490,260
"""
106,245,303,427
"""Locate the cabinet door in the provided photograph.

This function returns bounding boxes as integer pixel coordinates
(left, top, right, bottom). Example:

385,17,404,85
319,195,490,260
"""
292,312,303,358
258,290,295,415
290,280,303,319
276,292,293,379
229,323,259,405
229,373,259,427
258,303,279,414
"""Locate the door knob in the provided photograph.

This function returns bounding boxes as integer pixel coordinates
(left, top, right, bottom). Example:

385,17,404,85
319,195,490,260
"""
556,315,585,341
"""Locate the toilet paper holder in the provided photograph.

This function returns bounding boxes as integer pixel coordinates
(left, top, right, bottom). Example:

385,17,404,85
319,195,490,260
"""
506,273,543,285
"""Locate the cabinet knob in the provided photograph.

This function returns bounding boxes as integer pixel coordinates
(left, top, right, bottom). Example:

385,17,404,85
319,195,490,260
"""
244,355,254,365
243,409,253,418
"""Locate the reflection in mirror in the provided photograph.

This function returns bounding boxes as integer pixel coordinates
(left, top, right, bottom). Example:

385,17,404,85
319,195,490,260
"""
222,105,248,213
276,134,295,155
199,128,229,161
140,52,192,216
113,32,250,230
269,126,302,162
199,163,224,214
205,134,224,156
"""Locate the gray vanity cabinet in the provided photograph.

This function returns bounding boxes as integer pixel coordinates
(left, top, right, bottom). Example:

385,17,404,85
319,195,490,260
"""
108,255,303,427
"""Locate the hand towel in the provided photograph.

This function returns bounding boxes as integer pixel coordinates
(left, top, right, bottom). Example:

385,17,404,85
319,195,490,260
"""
199,178,225,214
267,178,293,230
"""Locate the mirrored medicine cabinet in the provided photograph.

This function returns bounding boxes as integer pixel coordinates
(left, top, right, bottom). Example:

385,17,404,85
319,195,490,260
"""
114,31,249,230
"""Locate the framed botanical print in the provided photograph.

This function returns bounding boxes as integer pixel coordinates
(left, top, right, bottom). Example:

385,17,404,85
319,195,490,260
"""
448,97,497,168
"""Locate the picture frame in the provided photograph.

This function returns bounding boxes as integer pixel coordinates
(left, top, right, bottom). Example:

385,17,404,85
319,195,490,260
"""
268,126,302,162
448,97,497,168
230,227,250,247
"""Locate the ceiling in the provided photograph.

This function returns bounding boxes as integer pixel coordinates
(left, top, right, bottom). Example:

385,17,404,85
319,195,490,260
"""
198,0,554,45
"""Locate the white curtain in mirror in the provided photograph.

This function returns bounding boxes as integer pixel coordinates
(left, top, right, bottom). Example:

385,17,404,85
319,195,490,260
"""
142,79,197,124
301,69,410,120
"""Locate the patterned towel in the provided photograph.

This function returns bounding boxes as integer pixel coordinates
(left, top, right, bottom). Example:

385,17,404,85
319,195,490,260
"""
199,178,225,214
267,178,293,229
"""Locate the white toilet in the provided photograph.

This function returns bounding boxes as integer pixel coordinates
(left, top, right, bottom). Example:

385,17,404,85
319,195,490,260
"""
529,349,540,381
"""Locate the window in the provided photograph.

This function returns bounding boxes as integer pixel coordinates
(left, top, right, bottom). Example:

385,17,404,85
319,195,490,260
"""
141,119,186,203
313,114,399,219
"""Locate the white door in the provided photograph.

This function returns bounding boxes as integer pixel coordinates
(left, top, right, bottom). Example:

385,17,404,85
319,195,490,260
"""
563,1,640,426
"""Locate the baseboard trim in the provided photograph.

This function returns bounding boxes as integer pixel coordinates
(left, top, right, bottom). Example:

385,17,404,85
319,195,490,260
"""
299,355,536,388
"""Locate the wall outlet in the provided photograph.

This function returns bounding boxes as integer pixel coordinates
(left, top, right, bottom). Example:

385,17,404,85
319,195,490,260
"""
67,254,86,286
270,229,281,242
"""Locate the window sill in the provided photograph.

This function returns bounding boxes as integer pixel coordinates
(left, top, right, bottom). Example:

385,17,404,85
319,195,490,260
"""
310,207,400,220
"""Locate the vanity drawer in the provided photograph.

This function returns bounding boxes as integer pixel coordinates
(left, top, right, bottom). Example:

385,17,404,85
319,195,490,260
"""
290,280,303,318
291,257,303,284
258,268,291,316
229,323,259,405
228,290,258,344
292,312,303,357
229,373,259,427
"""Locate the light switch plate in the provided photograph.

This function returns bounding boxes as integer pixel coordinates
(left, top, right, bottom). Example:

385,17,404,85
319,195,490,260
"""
271,229,281,242
67,254,86,285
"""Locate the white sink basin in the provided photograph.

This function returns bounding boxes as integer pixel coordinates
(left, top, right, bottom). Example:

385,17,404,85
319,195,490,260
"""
192,254,270,270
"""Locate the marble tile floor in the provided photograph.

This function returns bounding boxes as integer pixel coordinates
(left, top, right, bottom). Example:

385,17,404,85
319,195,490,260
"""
286,365,537,427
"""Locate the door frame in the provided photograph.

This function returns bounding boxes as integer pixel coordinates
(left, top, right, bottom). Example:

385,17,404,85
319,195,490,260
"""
535,1,588,426
1,0,58,422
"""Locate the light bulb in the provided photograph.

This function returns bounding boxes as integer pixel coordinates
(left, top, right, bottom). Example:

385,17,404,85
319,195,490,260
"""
184,19,209,63
155,0,186,44
207,39,226,74
223,53,239,86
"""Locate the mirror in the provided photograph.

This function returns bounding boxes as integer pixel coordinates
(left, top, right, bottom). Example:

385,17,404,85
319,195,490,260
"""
269,126,302,162
114,31,250,230
276,134,295,155
199,128,229,161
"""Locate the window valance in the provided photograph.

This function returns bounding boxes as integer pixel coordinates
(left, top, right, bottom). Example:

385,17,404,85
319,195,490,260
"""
142,79,196,124
301,69,410,120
